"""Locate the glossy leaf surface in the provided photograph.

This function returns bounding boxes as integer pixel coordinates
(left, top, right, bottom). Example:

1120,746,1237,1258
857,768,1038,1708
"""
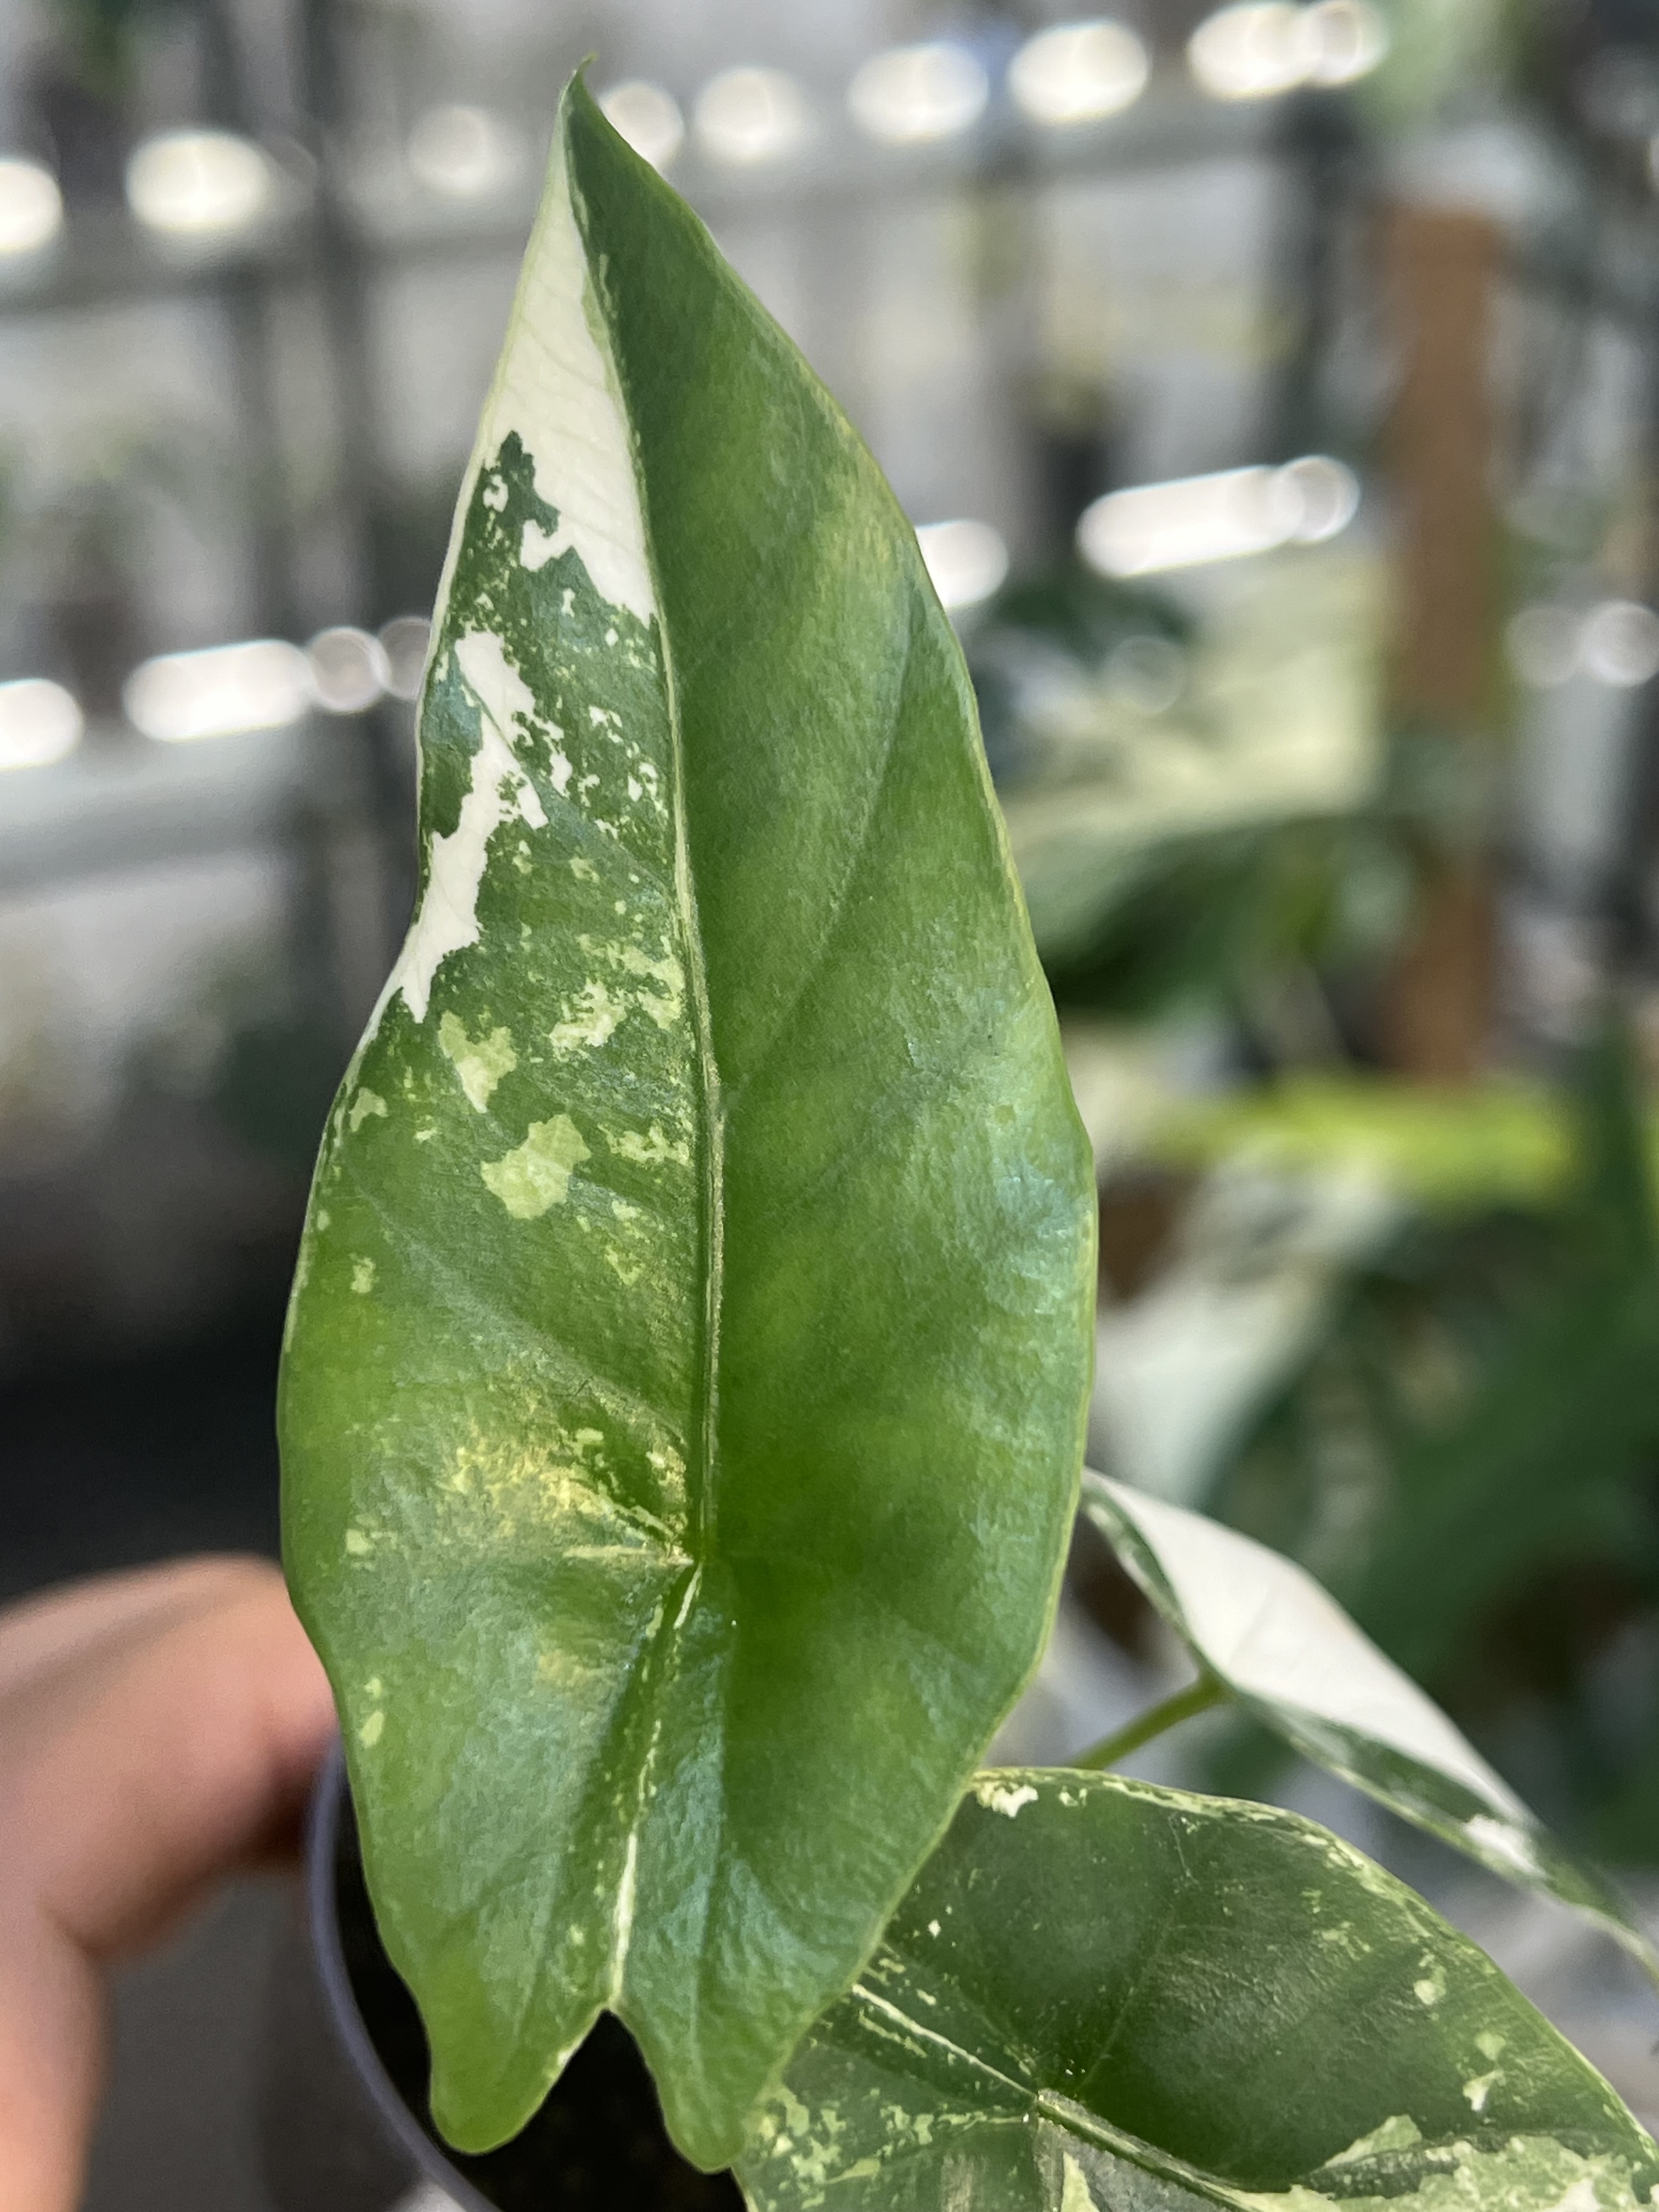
1081,1472,1658,1976
738,1770,1657,2212
279,76,1095,2169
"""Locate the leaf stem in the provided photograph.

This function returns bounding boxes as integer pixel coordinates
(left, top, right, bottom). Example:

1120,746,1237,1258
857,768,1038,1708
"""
1071,1675,1230,1771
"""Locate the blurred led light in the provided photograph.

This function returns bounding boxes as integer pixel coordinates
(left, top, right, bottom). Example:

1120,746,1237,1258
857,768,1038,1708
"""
126,129,274,238
1507,605,1579,689
377,614,432,701
407,104,526,200
599,80,685,168
0,160,63,256
1581,600,1659,689
1009,20,1149,126
1305,0,1388,86
1506,600,1659,690
1105,635,1187,713
695,67,812,165
1188,4,1312,99
1078,455,1358,577
1276,453,1361,539
916,518,1008,611
848,42,989,146
1188,1,1384,99
125,640,311,743
0,679,81,770
307,626,388,713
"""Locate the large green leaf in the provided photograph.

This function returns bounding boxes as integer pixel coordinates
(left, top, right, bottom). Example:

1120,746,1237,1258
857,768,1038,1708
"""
737,1771,1658,2212
279,75,1094,2170
1080,1474,1659,1977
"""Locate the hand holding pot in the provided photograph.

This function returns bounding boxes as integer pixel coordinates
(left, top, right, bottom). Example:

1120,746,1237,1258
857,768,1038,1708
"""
0,1557,333,2212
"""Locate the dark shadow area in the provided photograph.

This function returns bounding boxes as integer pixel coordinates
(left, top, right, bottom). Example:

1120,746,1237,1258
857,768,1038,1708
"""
0,1299,285,1603
336,1791,746,2212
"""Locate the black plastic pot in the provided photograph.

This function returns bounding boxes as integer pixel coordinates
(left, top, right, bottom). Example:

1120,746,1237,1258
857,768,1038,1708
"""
289,1743,744,2212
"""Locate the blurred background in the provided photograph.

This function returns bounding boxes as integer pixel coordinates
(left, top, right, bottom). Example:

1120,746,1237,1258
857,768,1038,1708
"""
5,0,1659,2200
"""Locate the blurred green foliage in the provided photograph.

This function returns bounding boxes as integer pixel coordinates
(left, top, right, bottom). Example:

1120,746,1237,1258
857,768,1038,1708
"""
1146,1073,1576,1210
1194,1030,1659,1857
977,539,1659,1864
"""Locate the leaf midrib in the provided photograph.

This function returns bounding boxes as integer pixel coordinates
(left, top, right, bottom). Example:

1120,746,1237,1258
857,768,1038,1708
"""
859,1985,1396,2212
571,137,726,2001
847,1977,1254,2212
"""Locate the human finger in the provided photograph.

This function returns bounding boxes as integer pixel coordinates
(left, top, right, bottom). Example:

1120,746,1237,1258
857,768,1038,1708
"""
0,1559,334,2212
0,1556,272,1707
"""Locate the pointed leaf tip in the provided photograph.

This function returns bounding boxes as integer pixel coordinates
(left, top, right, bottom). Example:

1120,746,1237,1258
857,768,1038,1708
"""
1080,1471,1659,1984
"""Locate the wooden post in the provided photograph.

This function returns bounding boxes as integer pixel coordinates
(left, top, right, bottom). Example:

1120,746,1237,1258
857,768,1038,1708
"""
1378,203,1503,1081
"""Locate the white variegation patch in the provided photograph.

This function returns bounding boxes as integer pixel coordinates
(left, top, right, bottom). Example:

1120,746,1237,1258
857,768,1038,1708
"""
379,105,660,1041
388,632,550,1024
437,116,654,629
1086,1475,1522,1813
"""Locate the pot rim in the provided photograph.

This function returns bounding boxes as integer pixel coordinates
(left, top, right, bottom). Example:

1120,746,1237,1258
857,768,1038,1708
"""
306,1738,498,2212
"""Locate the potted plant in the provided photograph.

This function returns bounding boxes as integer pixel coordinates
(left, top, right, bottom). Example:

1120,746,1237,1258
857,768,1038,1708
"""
279,72,1659,2211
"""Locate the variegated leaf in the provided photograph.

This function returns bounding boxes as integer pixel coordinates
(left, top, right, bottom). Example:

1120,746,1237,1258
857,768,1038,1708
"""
1081,1472,1658,1977
738,1770,1658,2212
279,75,1096,2171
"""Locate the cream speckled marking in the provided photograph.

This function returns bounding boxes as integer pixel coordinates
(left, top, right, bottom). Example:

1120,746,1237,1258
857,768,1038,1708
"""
348,1088,388,1132
973,1778,1039,1819
440,1418,685,1556
550,980,623,1052
351,1257,376,1295
1324,2115,1423,2166
610,1828,640,2001
359,1710,385,1747
608,1124,689,1167
482,1115,591,1218
439,1011,518,1109
1246,2145,1649,2212
572,935,684,1031
1061,2154,1099,2212
1551,2182,1603,2212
